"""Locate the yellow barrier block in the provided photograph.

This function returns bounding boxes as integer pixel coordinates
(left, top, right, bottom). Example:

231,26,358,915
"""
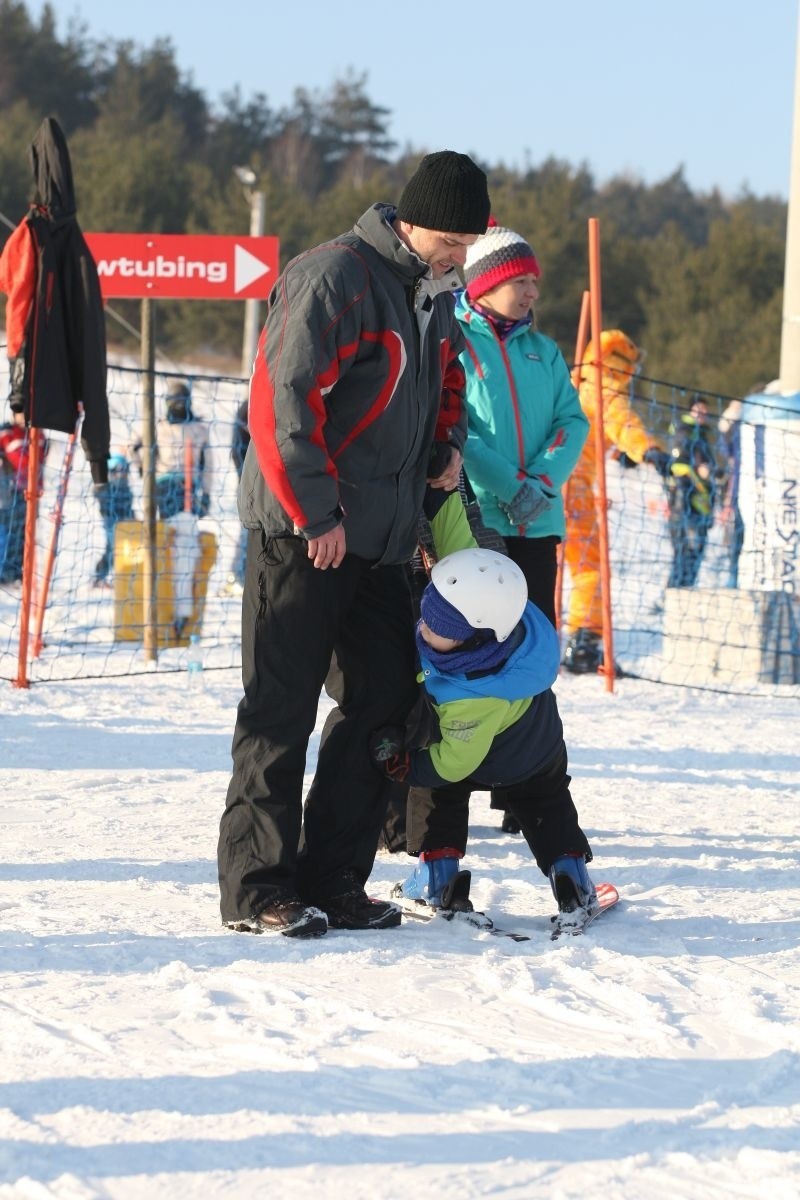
113,520,217,647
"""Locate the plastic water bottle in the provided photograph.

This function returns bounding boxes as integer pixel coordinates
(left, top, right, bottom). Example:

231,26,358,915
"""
187,632,204,688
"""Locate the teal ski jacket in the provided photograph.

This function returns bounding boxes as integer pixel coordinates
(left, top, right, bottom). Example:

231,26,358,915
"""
455,292,588,539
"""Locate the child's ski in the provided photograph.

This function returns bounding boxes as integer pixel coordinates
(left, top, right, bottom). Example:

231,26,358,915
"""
399,902,531,942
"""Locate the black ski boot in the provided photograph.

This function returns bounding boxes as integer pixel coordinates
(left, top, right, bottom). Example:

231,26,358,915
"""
315,871,401,930
562,629,603,674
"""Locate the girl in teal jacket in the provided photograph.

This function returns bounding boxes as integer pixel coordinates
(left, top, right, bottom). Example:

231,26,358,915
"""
457,223,588,625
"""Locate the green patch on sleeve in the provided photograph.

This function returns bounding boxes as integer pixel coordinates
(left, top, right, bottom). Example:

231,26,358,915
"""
427,694,530,782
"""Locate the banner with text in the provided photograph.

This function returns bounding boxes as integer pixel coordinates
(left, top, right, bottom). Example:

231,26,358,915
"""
85,233,280,300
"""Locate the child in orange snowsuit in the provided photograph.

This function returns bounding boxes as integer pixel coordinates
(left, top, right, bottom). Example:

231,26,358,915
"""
562,330,668,673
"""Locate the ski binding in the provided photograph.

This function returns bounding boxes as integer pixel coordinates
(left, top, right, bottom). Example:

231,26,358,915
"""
550,881,619,940
395,869,530,941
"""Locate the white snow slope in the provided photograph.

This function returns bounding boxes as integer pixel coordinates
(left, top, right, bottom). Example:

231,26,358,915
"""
1,670,799,1200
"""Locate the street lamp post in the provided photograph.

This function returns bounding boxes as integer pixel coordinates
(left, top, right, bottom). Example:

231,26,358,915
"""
235,166,266,382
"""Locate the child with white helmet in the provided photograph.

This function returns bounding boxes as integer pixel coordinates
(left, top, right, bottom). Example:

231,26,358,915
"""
369,546,597,924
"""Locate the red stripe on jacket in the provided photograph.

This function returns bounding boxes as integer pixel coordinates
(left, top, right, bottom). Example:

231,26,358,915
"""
249,324,405,529
333,329,406,459
436,338,465,442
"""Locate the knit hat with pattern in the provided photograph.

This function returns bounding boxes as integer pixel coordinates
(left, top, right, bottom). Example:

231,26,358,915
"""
397,151,490,235
464,222,541,302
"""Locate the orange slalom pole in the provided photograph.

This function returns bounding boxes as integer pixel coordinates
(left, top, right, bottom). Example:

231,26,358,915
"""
571,289,592,391
556,289,592,634
587,218,614,693
32,422,79,658
14,430,42,688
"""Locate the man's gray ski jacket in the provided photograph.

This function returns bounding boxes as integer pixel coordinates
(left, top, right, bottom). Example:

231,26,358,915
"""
239,203,467,566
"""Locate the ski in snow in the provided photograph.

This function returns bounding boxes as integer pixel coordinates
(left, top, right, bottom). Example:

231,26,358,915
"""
399,902,531,942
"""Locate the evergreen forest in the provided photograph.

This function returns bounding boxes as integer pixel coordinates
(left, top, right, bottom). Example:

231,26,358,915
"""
0,0,788,395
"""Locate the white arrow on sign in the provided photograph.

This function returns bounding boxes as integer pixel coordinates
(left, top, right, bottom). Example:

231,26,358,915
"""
234,244,271,294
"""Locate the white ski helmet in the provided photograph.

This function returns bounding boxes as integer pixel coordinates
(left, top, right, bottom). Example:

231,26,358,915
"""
429,548,528,642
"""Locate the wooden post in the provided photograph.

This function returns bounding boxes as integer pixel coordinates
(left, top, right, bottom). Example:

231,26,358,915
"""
141,297,158,662
587,218,615,693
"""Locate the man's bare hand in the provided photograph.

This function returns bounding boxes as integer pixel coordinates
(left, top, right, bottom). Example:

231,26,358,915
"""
306,525,346,569
428,447,463,491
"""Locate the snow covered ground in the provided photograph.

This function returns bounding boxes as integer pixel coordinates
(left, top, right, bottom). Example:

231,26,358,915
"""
1,667,799,1199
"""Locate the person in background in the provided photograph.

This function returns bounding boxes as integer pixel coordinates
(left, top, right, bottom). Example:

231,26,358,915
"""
0,407,47,584
370,546,598,932
129,380,213,639
0,117,110,491
153,380,212,520
457,222,589,627
717,399,744,589
93,452,135,587
217,150,491,938
665,396,719,588
220,399,250,597
562,330,670,674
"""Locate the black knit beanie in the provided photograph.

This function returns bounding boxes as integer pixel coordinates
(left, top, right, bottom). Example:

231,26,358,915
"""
397,151,490,234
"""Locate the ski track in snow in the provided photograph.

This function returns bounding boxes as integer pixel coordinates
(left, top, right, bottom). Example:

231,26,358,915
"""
1,672,799,1200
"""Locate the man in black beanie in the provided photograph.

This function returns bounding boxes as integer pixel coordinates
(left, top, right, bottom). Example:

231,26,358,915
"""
218,150,491,938
394,150,491,276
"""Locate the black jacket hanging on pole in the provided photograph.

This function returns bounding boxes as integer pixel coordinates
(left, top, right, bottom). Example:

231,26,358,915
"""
0,117,110,482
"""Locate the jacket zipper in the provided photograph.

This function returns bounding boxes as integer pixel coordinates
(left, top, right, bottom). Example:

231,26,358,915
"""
491,326,527,479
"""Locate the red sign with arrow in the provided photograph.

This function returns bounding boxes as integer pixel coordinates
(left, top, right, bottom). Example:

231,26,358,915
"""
85,233,280,300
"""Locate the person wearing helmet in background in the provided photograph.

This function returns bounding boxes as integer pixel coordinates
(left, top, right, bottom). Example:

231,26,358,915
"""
0,408,47,584
562,329,669,675
456,223,589,627
130,379,213,638
153,380,212,520
219,398,251,597
717,398,745,589
369,546,597,929
664,396,719,588
92,451,135,587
